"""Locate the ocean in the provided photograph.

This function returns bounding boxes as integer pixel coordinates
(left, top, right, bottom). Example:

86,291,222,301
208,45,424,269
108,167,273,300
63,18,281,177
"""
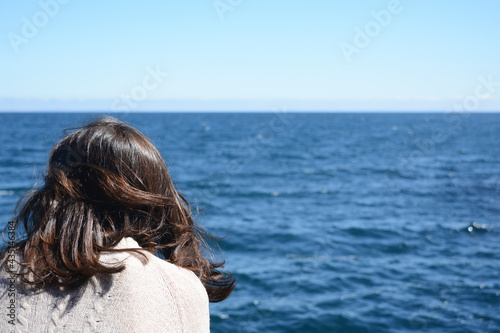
0,112,499,332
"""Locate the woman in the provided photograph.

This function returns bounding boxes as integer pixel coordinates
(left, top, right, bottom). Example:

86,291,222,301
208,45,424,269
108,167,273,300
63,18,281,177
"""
0,117,234,332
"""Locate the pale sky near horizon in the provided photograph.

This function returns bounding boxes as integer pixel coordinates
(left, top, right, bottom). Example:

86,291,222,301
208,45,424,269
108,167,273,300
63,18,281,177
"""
1,0,499,111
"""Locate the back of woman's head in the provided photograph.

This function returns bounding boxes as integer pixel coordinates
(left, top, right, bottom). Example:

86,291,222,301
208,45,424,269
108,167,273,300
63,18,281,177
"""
3,117,234,302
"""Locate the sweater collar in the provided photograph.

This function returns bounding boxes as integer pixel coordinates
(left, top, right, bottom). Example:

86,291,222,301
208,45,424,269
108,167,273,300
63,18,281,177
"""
112,237,143,250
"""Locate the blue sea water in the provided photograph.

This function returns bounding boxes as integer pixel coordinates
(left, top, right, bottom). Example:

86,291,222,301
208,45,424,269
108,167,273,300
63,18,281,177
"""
0,112,499,332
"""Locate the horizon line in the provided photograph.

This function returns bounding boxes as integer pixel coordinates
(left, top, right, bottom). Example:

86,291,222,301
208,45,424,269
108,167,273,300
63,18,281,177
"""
1,110,499,114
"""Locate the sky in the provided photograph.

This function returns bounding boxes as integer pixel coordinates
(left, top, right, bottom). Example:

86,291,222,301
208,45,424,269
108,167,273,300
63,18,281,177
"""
0,0,499,111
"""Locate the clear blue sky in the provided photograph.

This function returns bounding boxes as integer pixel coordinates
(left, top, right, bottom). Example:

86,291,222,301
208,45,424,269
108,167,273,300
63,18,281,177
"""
1,0,499,111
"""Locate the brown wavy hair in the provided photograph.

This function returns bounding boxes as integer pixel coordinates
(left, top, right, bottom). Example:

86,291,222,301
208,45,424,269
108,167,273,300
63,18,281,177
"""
1,116,234,302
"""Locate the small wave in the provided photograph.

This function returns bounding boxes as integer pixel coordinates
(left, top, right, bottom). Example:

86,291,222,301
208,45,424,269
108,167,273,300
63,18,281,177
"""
285,253,327,260
0,190,15,196
463,221,490,234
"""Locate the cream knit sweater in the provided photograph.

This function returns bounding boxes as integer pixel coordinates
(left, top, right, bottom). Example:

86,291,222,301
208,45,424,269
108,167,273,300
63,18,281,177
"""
0,237,210,332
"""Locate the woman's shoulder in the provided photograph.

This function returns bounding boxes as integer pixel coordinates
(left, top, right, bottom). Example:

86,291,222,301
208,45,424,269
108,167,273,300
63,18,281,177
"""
100,237,208,304
101,237,205,289
99,237,210,331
